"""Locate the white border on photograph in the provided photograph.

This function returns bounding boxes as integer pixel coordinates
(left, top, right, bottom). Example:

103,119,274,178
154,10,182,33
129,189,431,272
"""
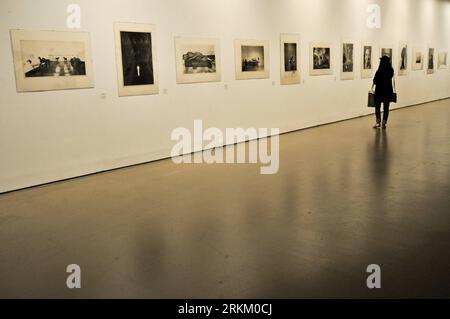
114,22,159,97
340,39,355,80
280,34,300,85
361,41,374,79
235,39,270,80
309,42,333,76
175,37,221,84
10,29,94,93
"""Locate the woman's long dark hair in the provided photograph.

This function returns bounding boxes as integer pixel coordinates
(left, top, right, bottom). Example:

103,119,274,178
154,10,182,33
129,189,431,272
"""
378,55,394,74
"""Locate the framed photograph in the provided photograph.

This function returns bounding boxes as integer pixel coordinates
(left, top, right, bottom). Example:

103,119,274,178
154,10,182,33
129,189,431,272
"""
398,42,408,76
438,51,448,69
310,42,333,76
10,29,94,92
412,48,424,70
361,42,374,79
380,47,393,65
280,34,300,85
114,22,158,97
427,48,435,74
235,39,270,80
341,40,355,80
175,37,221,84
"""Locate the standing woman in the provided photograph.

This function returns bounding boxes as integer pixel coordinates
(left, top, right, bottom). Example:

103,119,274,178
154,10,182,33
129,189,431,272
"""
371,55,394,129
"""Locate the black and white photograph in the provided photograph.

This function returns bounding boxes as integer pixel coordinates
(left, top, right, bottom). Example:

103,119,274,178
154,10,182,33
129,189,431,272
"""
175,37,221,84
235,39,270,80
342,43,353,72
341,41,354,80
21,41,87,78
241,45,265,72
284,44,297,72
182,50,216,74
114,22,159,96
120,31,154,86
313,47,330,69
280,34,300,85
363,46,372,70
361,43,373,79
438,51,448,69
412,48,424,70
310,43,332,76
399,42,408,75
10,30,94,92
428,48,435,74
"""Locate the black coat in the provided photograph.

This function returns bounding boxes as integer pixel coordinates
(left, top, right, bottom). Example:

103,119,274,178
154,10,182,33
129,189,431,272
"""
373,68,394,104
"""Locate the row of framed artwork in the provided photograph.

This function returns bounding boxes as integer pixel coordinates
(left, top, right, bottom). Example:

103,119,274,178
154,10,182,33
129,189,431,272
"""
10,23,450,96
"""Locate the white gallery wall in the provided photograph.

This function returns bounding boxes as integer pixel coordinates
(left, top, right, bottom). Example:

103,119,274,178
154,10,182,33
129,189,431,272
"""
1,0,449,192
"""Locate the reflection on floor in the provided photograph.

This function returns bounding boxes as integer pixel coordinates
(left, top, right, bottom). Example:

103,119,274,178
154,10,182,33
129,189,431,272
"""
0,99,449,298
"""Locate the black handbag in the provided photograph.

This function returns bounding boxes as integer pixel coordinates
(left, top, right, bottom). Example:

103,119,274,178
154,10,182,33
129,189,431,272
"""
368,91,376,107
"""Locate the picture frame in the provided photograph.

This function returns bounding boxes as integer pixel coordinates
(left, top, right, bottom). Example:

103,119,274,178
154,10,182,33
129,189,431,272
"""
280,34,301,85
10,29,94,92
114,22,159,97
398,41,408,76
310,42,333,76
175,37,221,84
412,48,424,71
361,42,374,79
235,39,270,80
380,46,394,67
437,50,448,69
341,39,355,80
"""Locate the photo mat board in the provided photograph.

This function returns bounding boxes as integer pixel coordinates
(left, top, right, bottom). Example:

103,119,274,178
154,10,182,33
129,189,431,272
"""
427,48,435,74
437,51,448,69
280,34,300,85
175,37,221,84
341,40,355,80
398,42,408,76
114,22,159,97
361,42,374,79
235,39,270,80
10,29,94,92
412,48,424,71
310,42,333,76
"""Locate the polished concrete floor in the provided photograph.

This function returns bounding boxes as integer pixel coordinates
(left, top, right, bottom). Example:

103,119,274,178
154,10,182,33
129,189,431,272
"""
0,99,449,299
